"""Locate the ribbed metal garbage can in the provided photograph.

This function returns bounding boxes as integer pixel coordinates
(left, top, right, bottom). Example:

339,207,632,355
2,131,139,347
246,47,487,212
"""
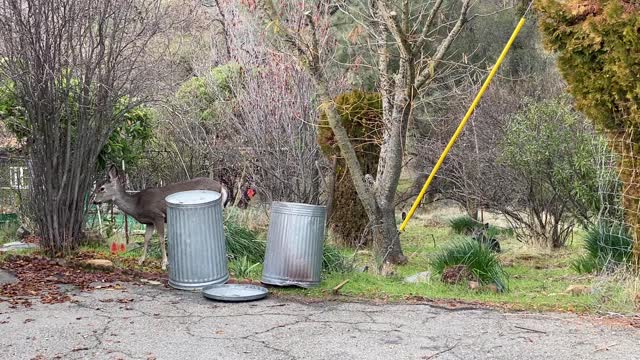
262,201,326,288
166,190,229,290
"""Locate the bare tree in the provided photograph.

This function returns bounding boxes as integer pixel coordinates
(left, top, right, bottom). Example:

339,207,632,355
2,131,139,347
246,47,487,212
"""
252,0,474,264
0,0,171,254
155,4,331,206
228,56,324,204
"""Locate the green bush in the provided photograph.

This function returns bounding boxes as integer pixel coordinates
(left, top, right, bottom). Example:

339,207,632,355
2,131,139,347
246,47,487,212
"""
500,97,604,247
431,239,508,291
224,219,266,265
449,216,481,235
571,255,598,275
174,63,243,123
0,78,154,172
449,216,511,238
572,223,632,274
537,2,640,253
322,243,353,273
229,256,261,278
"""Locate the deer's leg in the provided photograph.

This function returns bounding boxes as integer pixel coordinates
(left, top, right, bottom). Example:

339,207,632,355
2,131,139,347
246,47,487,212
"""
138,224,154,266
155,222,168,271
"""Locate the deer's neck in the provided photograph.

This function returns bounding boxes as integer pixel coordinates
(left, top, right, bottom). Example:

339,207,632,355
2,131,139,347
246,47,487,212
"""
112,190,138,216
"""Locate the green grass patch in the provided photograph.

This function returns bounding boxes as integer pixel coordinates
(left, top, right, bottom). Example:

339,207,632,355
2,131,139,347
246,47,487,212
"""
230,256,261,278
0,247,40,264
449,216,481,235
322,243,353,273
265,223,613,313
572,222,632,274
74,210,637,314
449,216,513,239
431,239,508,291
224,220,266,264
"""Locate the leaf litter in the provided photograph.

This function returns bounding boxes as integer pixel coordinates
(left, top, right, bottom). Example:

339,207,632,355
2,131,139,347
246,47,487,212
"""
0,254,167,307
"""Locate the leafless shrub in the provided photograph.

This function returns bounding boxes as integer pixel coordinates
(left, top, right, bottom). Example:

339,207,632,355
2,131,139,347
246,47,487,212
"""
0,0,175,254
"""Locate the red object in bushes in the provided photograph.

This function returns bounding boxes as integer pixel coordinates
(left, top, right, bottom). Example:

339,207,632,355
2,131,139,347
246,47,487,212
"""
246,188,256,199
110,242,118,254
119,243,126,253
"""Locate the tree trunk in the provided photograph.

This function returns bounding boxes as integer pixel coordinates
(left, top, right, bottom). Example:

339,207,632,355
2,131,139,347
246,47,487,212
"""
325,156,337,222
466,198,479,221
372,205,407,264
29,148,96,256
232,165,247,207
309,156,321,205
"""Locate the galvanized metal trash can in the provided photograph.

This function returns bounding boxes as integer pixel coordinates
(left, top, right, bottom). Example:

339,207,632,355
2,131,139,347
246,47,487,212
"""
166,190,229,290
262,201,326,288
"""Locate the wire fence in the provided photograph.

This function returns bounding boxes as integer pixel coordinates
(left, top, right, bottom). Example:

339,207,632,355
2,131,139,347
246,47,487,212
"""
0,153,29,228
592,132,635,267
0,152,150,242
587,130,640,312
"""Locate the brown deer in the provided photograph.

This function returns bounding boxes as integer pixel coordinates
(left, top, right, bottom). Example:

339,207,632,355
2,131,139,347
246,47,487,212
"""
91,166,229,270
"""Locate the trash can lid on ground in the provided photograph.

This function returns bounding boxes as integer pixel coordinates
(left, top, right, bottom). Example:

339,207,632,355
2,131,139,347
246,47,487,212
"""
165,190,221,206
202,284,268,302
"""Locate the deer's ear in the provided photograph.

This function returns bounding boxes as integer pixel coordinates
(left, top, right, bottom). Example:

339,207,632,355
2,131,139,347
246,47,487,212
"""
108,165,119,182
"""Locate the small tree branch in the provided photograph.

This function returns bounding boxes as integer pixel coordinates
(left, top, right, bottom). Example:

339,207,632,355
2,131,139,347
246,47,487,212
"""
305,11,321,73
378,2,411,61
402,0,409,35
415,0,444,53
415,0,472,91
375,3,393,124
256,0,309,59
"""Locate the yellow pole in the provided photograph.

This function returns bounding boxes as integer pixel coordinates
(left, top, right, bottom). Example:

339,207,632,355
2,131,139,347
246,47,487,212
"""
399,16,528,231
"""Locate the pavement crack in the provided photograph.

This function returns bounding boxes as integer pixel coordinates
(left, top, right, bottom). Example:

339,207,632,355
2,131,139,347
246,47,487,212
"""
247,318,306,338
244,337,298,359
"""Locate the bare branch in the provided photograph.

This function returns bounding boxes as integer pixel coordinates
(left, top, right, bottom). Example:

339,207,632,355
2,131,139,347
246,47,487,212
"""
415,0,472,90
377,2,411,60
255,0,309,60
255,0,379,216
415,0,444,52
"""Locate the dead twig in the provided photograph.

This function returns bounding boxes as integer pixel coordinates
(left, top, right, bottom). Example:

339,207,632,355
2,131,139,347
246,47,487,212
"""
514,325,547,334
332,279,350,295
422,343,458,359
594,343,618,352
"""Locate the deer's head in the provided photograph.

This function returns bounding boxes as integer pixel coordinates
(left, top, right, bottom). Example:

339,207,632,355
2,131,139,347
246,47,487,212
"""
92,165,124,204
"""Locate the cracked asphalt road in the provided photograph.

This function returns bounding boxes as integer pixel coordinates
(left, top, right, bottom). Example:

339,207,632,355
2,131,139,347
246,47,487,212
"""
1,283,639,360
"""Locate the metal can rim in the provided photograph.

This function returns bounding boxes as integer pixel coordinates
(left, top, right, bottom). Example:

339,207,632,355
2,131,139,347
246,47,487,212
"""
261,274,318,288
166,190,221,208
271,201,326,217
168,273,230,291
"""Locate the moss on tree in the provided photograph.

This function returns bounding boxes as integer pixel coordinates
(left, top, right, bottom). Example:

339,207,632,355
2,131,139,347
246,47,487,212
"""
318,90,382,247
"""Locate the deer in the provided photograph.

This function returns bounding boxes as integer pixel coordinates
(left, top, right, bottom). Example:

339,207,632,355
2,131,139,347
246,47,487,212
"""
91,165,230,270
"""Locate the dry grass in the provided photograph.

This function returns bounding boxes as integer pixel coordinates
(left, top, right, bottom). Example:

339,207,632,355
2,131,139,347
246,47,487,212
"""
590,268,640,314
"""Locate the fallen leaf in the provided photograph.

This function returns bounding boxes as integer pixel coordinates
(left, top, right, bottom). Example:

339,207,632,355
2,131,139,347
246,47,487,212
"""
0,254,167,307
